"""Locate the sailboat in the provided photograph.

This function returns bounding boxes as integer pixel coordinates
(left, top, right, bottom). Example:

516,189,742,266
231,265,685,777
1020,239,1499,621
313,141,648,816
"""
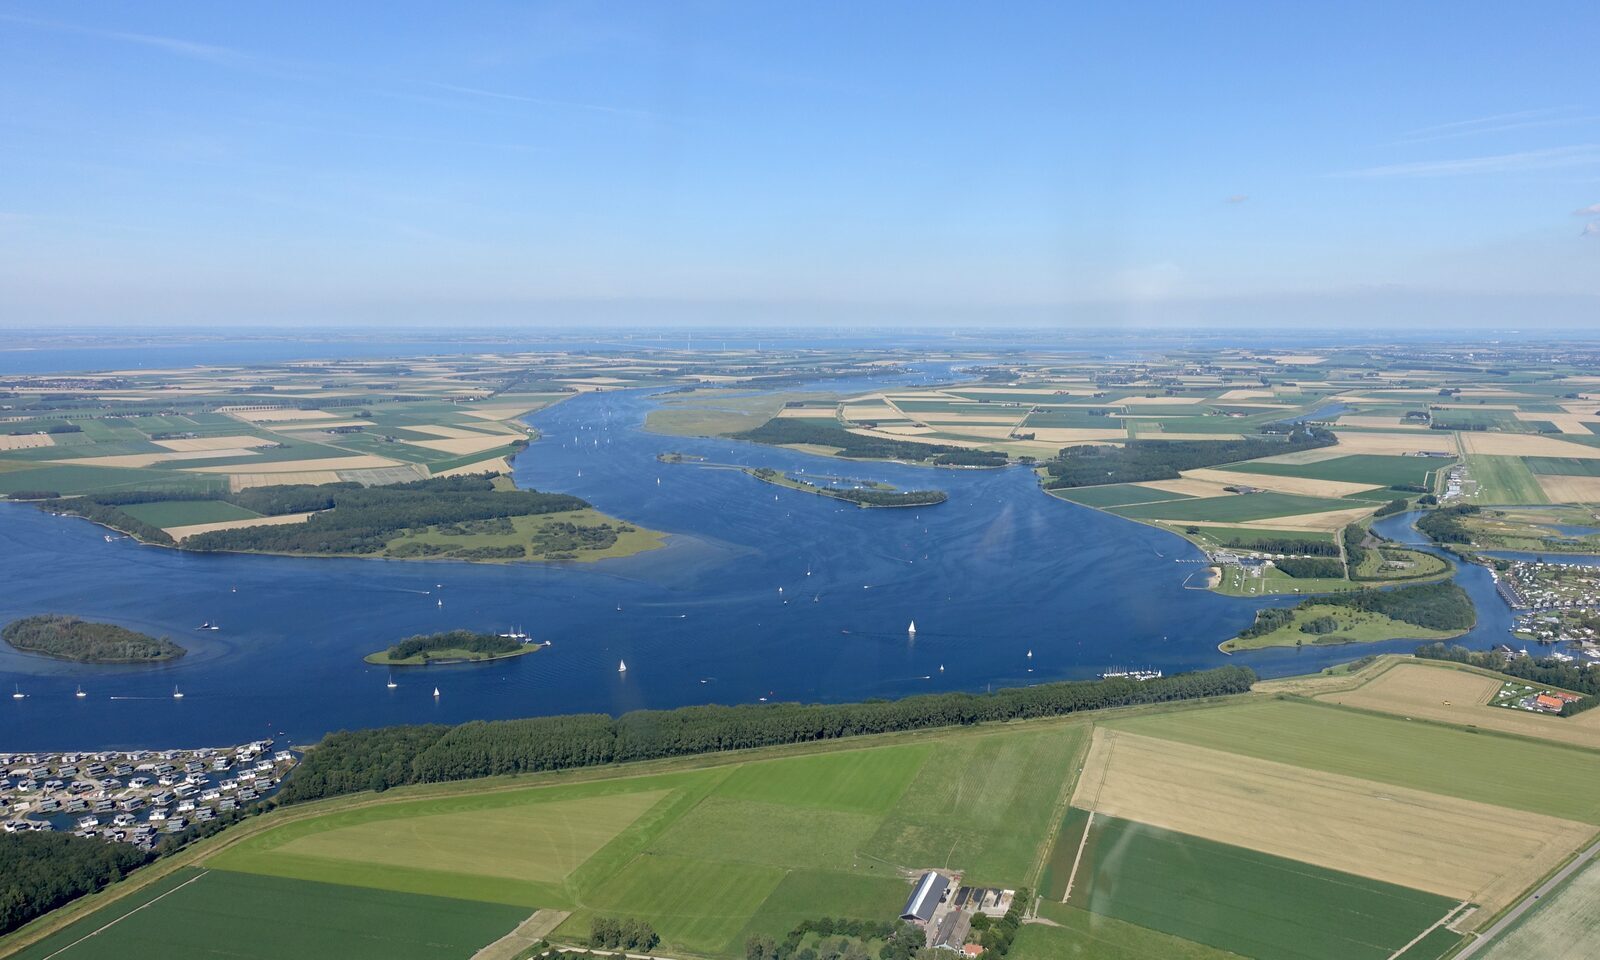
172,686,184,699
1026,649,1033,659
75,685,87,698
11,685,24,700
432,686,440,698
908,620,917,636
618,660,628,673
386,678,397,689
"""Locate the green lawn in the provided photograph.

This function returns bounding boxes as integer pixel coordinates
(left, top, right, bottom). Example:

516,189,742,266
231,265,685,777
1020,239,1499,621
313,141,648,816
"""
1068,815,1454,960
557,854,786,956
117,499,261,527
5,869,527,960
1524,457,1600,477
732,871,911,946
1229,454,1447,488
1467,455,1549,504
711,744,928,814
1107,699,1600,822
1112,492,1360,523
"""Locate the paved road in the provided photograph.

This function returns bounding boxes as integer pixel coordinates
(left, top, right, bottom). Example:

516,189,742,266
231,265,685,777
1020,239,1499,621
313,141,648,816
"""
1454,837,1600,958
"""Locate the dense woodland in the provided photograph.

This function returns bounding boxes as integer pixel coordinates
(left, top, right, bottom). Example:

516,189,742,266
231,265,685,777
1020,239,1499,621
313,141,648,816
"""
1041,426,1335,488
1416,643,1600,716
279,666,1255,802
383,630,522,661
1320,582,1475,630
0,832,152,935
1215,535,1340,556
1272,557,1345,579
2,614,185,663
730,418,973,461
45,477,589,556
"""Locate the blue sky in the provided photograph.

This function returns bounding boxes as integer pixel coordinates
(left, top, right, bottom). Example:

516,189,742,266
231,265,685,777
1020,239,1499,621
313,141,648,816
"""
2,1,1597,328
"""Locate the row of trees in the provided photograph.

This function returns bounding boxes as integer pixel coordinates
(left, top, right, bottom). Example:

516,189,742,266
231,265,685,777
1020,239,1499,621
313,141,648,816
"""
587,916,659,952
1416,643,1599,716
1042,426,1335,488
1272,557,1345,579
747,917,922,960
1214,535,1339,557
0,833,152,935
1416,504,1480,544
278,666,1256,802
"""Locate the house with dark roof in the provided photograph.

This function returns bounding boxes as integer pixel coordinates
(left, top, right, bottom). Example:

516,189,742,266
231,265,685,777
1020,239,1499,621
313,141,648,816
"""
901,871,950,923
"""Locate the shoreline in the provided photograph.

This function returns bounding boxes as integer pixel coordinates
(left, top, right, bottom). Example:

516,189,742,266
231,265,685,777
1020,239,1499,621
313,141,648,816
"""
363,644,543,666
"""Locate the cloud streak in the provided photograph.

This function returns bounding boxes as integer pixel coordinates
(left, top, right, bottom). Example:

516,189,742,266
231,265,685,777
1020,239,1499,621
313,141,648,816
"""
1335,145,1600,179
1398,107,1596,143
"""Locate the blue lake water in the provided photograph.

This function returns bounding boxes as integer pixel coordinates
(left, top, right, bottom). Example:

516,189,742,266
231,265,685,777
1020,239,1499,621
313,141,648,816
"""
1,383,1478,750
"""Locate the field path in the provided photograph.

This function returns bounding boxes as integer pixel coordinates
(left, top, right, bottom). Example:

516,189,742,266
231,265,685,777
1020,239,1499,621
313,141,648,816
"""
1455,836,1600,959
471,908,571,960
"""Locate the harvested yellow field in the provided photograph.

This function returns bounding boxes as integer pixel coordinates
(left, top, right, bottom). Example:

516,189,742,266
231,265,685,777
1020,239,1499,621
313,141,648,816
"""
188,455,400,474
403,435,515,456
1072,729,1591,914
228,471,343,491
1316,661,1600,751
1184,468,1382,498
1138,478,1236,498
845,427,985,448
430,457,513,478
913,414,1024,425
1019,427,1124,443
1460,433,1600,458
458,400,560,421
1216,388,1276,401
1537,475,1600,504
1235,505,1378,531
53,449,264,469
226,408,340,423
1120,395,1205,406
1265,354,1326,364
165,512,318,541
154,435,279,452
1247,446,1351,465
841,403,902,421
0,433,54,451
1513,412,1594,435
1332,431,1457,455
874,425,938,436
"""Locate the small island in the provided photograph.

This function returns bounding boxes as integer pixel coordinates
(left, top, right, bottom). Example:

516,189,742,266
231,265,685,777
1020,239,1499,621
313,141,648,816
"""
364,629,543,666
2,614,186,663
744,467,947,508
1220,581,1474,652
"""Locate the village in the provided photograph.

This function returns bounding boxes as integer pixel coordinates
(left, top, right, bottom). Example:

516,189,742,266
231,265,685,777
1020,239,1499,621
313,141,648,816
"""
1501,561,1600,664
0,742,296,850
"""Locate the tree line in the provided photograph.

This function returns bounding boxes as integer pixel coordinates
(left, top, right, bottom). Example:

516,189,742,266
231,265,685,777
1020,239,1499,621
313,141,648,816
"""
386,630,521,661
1041,426,1335,489
278,665,1256,803
1322,581,1475,631
1416,504,1479,544
0,833,152,936
1272,557,1345,579
2,614,185,663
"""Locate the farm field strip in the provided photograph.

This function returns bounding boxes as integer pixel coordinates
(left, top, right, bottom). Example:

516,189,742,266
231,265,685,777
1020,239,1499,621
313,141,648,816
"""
1106,699,1600,823
1069,729,1592,914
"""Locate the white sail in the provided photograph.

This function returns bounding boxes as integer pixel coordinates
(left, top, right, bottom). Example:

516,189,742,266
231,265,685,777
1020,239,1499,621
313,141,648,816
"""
908,620,916,634
618,659,627,672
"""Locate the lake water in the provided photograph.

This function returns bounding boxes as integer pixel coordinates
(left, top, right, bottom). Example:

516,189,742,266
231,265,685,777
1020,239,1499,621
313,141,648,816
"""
1,377,1469,750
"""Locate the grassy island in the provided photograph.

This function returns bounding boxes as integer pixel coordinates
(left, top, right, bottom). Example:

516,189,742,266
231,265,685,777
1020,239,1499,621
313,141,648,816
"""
363,629,542,666
2,614,186,663
1221,581,1475,652
745,467,947,507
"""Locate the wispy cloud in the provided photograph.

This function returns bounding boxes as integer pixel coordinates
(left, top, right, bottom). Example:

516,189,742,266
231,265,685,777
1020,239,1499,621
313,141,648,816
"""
1225,194,1249,204
0,13,275,72
1398,107,1596,144
1335,145,1600,179
1576,203,1600,216
1583,221,1600,238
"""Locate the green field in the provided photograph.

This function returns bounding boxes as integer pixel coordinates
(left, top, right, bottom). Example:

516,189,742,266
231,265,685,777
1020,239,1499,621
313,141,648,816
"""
1016,902,1249,960
1107,699,1600,822
197,726,1085,958
1477,856,1600,959
1112,492,1358,523
1524,457,1600,477
5,869,527,960
0,464,224,496
1468,455,1549,504
1229,454,1445,488
116,499,261,527
1068,815,1454,960
1050,483,1193,508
